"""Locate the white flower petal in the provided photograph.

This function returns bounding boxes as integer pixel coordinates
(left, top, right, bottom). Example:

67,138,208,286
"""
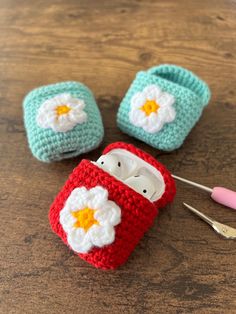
94,201,121,226
57,113,69,124
67,228,93,253
59,207,76,233
158,106,176,123
146,112,159,126
58,93,71,103
67,187,89,211
142,112,162,133
70,99,85,110
36,113,49,128
129,109,147,127
51,121,72,132
68,110,87,124
143,85,161,99
157,92,175,107
166,106,176,122
86,186,108,209
88,225,115,248
41,100,57,111
156,107,167,120
131,92,146,109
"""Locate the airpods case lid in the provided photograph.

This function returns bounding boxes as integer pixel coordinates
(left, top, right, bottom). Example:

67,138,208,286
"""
102,142,176,209
117,64,211,151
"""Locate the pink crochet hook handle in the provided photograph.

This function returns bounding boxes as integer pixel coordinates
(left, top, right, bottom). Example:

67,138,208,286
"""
172,175,236,210
211,187,236,210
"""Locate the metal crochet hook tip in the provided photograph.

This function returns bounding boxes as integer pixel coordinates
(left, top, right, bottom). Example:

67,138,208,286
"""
183,203,236,240
172,175,212,193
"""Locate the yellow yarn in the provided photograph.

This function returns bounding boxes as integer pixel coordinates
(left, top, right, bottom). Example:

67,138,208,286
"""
140,100,159,116
72,207,98,231
56,105,71,116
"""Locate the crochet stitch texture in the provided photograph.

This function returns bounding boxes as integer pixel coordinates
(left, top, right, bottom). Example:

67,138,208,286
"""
23,81,104,162
117,64,211,151
49,142,176,269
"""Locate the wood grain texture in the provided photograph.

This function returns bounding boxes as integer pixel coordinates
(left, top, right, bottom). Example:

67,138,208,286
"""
0,0,236,313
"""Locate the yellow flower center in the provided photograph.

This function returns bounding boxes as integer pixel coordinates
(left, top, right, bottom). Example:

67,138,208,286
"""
72,207,99,232
56,105,71,116
140,100,160,116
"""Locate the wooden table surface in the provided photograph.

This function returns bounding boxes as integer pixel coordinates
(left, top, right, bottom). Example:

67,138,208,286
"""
0,0,236,313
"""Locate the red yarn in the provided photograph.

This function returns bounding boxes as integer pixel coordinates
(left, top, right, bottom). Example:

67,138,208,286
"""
49,142,176,269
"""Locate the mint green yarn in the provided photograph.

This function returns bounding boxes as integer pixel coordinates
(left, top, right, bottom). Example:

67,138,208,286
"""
23,81,104,162
117,64,211,151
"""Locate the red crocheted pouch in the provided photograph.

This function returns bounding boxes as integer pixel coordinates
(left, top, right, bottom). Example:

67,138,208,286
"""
49,142,176,269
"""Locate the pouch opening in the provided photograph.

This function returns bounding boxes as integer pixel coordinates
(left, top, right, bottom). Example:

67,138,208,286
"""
148,65,210,105
96,148,165,202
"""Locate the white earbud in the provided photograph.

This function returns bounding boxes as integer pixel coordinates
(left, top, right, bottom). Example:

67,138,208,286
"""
95,149,165,202
96,155,122,178
124,174,156,200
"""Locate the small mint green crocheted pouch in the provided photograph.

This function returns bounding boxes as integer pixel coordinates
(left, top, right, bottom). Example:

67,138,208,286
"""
23,81,104,162
117,64,211,151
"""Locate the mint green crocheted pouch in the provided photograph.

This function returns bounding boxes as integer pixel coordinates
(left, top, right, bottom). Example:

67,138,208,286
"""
23,81,104,162
117,64,211,151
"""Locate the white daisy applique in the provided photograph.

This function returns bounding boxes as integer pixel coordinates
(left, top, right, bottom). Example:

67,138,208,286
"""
59,186,121,254
129,85,176,133
36,93,87,132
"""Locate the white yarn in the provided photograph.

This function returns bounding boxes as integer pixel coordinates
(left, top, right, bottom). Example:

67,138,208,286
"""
36,93,87,132
129,85,176,133
60,186,121,253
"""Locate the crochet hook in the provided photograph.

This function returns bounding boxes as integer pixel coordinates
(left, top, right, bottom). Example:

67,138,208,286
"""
172,175,236,210
183,203,236,239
